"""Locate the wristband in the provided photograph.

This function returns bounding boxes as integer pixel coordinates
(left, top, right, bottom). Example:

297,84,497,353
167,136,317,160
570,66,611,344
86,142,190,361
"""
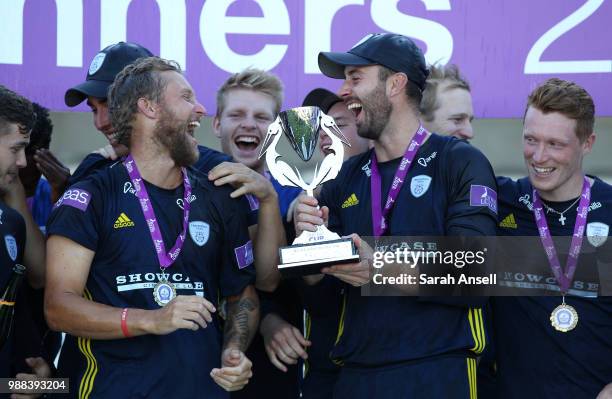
121,307,131,338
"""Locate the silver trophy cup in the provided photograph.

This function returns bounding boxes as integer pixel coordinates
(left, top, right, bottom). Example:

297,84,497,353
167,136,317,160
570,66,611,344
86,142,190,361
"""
259,106,360,277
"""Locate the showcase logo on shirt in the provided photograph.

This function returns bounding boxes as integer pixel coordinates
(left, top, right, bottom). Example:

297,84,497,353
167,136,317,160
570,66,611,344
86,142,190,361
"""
116,272,205,297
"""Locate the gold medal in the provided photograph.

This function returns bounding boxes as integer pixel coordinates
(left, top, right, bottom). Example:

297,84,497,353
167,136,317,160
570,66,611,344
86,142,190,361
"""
153,279,176,307
550,299,578,332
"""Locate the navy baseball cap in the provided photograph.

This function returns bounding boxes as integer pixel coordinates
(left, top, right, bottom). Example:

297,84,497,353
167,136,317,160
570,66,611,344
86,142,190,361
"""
318,33,429,91
302,88,343,114
65,42,153,107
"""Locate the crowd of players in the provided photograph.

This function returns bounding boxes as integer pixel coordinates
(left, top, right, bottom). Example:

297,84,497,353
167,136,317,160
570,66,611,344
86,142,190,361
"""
0,33,610,399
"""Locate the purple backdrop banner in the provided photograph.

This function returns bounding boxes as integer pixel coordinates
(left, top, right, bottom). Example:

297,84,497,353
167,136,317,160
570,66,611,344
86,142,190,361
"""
1,0,610,117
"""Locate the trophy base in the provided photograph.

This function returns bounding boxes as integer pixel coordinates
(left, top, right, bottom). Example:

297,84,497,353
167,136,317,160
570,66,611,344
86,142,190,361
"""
278,237,360,277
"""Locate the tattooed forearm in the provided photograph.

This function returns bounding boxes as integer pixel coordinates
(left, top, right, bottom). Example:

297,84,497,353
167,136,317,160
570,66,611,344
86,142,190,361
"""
223,286,259,352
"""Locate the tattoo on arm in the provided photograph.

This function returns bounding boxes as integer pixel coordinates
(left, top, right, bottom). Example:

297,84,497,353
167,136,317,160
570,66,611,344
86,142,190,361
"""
223,291,259,352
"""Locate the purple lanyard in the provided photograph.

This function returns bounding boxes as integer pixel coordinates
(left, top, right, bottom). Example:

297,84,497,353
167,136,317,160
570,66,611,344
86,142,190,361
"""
531,177,591,294
370,125,428,237
124,155,192,269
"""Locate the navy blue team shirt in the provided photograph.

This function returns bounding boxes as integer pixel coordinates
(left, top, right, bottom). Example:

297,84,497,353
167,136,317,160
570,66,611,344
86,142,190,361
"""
68,145,231,187
46,161,256,398
307,133,498,367
493,176,612,398
0,201,26,379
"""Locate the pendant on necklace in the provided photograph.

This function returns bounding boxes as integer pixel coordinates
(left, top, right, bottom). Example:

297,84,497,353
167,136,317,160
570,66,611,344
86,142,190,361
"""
153,278,177,307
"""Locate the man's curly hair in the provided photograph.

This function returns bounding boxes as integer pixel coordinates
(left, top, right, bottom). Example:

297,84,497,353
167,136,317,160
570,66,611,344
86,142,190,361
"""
0,85,34,136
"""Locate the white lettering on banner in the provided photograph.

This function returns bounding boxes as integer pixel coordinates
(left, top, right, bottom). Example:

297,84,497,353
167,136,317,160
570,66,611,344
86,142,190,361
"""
304,0,365,74
200,0,290,73
0,0,83,66
371,0,453,66
525,0,612,74
100,0,186,69
4,1,611,79
0,0,25,64
56,0,83,67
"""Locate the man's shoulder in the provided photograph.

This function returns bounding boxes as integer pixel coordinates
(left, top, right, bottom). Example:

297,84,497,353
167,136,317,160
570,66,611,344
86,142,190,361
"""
587,176,612,229
338,150,373,180
495,176,535,219
69,153,114,185
56,161,124,209
186,166,249,213
435,135,490,166
0,201,25,229
193,145,232,174
592,176,612,199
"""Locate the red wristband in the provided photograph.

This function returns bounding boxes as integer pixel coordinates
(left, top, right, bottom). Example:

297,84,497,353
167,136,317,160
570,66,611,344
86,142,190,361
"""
121,307,131,338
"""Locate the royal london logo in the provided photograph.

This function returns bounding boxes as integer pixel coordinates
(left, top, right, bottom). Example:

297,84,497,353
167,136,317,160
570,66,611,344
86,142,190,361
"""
499,213,517,229
342,193,359,208
113,212,135,229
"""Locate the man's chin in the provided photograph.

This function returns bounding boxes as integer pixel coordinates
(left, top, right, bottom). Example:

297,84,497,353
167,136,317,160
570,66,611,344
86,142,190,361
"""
243,158,263,171
0,179,8,196
173,148,199,168
229,153,257,168
528,174,558,195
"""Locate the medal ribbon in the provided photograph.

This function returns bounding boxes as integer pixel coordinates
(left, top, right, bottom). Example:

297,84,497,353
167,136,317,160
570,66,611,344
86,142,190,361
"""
531,177,591,294
124,154,192,269
370,125,428,237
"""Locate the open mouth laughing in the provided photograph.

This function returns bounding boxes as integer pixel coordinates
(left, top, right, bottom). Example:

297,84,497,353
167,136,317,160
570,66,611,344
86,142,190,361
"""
347,102,363,119
234,135,261,152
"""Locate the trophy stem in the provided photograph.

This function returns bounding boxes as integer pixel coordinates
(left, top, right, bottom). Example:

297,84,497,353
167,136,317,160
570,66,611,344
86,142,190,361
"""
306,189,314,198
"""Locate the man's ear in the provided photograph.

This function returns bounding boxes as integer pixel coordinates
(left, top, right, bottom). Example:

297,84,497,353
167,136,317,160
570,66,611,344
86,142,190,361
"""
387,72,408,98
582,132,596,156
212,115,222,138
137,98,157,119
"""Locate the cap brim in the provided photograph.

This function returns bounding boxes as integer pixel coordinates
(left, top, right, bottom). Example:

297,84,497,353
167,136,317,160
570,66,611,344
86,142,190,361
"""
64,80,111,107
318,52,375,79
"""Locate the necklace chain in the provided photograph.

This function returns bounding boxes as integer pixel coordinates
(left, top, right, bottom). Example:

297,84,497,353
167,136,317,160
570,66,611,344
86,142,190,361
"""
540,196,581,216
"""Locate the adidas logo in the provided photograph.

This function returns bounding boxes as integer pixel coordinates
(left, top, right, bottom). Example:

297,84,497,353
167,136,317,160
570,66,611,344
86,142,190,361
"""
342,193,359,209
114,212,135,229
499,213,517,229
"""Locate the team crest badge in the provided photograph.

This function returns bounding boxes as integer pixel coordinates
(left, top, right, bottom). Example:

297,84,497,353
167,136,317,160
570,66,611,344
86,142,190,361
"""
4,235,17,261
88,52,106,75
189,221,209,246
410,175,432,198
586,222,609,247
